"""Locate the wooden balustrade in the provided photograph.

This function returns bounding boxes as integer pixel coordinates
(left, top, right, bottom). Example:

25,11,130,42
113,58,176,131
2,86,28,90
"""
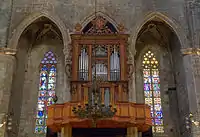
47,102,151,133
70,81,128,104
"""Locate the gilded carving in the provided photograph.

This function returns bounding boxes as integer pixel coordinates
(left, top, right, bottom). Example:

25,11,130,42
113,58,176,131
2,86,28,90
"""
117,23,125,33
181,48,200,56
0,47,17,56
74,23,82,32
182,48,200,77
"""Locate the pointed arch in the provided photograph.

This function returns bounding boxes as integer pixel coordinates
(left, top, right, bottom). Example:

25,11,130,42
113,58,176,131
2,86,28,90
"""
80,11,119,33
8,11,70,50
129,12,187,55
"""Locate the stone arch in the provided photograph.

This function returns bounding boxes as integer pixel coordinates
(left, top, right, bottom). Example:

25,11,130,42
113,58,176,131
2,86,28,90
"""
8,11,70,50
129,12,187,55
80,11,119,32
133,12,188,137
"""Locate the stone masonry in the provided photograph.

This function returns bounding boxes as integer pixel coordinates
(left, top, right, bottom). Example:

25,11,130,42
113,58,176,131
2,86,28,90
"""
0,0,200,137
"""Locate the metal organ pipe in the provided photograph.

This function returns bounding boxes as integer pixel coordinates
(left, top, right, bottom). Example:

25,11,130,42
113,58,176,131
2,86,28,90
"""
79,47,88,80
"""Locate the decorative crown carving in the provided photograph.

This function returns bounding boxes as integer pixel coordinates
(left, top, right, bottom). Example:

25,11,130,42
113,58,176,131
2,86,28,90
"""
75,23,82,32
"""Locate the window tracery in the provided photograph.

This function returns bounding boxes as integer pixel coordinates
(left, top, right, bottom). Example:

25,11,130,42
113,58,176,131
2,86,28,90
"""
142,50,164,133
35,51,57,134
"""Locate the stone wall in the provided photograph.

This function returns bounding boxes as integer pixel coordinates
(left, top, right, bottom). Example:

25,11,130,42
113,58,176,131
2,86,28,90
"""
0,53,15,137
1,0,200,137
17,37,65,137
0,0,12,47
7,0,188,48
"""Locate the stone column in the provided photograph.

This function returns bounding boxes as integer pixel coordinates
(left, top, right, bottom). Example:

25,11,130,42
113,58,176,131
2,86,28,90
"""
0,48,16,137
189,54,200,137
63,47,72,102
127,48,136,102
61,124,72,137
127,127,138,137
181,48,200,137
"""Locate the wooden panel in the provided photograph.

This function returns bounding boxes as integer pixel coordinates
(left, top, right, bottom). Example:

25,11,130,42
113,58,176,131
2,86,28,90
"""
119,42,125,80
47,102,151,132
54,105,63,119
72,42,79,81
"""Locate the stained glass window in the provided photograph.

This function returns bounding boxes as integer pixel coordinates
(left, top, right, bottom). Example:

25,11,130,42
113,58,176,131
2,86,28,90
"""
142,50,164,133
35,51,57,134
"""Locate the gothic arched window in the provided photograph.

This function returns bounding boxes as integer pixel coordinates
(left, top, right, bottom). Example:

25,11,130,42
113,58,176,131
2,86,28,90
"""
142,50,164,133
35,51,57,134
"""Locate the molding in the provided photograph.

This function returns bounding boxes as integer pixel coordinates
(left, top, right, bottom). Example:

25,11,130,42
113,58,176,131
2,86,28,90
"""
181,48,200,56
0,48,17,56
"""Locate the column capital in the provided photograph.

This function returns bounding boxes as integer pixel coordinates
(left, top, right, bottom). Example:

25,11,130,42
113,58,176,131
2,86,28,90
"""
181,48,200,56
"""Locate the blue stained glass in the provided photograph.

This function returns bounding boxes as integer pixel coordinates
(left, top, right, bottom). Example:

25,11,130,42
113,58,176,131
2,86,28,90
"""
143,51,164,133
153,84,160,90
155,119,162,125
41,66,48,71
37,111,44,118
50,66,56,71
144,84,151,91
35,126,44,133
36,119,44,125
35,51,57,134
38,96,46,101
39,91,46,96
152,119,155,125
155,111,163,118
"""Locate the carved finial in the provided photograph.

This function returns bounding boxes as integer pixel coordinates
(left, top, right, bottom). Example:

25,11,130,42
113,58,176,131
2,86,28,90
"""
75,23,82,32
117,23,125,32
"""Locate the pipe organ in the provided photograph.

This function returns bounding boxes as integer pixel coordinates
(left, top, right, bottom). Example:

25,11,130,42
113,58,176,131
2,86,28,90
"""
47,16,151,137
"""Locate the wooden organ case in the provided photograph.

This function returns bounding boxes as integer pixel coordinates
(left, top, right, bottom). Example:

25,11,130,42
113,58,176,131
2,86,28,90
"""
47,16,151,137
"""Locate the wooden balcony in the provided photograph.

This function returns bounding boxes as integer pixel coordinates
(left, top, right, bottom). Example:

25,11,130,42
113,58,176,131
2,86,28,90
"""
47,102,152,132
